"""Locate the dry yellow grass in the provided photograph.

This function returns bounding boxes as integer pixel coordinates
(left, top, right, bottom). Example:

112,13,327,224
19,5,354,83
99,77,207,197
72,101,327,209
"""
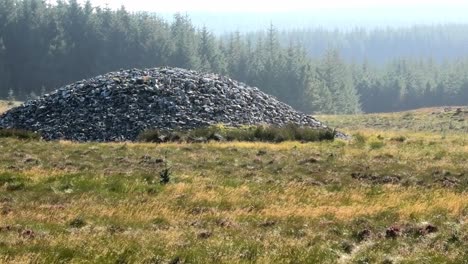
317,106,468,134
0,116,467,263
0,100,21,114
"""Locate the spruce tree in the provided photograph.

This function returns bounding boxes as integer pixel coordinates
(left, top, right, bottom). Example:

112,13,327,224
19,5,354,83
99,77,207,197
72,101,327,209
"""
198,26,226,74
312,48,361,114
169,13,200,70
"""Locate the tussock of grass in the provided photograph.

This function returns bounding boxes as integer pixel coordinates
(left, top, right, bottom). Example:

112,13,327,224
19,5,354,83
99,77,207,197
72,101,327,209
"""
138,124,336,143
0,128,41,140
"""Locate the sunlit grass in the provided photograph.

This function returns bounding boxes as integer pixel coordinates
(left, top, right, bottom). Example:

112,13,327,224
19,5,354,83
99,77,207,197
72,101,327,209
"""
317,106,468,134
0,100,21,114
0,110,467,263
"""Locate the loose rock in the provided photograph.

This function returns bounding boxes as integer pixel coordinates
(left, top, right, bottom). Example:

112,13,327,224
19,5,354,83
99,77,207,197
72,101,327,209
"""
419,223,438,235
385,226,401,239
357,229,372,241
197,230,212,239
0,67,335,142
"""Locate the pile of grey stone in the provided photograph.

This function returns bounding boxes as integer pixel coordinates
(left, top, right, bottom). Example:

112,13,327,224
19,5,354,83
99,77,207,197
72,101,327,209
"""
0,67,333,141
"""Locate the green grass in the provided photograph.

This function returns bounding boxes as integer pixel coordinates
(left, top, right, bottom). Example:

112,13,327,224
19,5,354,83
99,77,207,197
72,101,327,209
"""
138,124,336,143
0,128,466,263
0,128,41,140
317,106,468,134
0,107,467,263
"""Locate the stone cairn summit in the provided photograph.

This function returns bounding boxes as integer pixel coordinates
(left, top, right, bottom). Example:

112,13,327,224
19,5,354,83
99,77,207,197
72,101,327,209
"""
0,67,333,141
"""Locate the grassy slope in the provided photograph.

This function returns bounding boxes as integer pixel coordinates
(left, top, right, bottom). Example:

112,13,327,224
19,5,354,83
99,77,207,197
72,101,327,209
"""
317,106,468,134
0,100,21,115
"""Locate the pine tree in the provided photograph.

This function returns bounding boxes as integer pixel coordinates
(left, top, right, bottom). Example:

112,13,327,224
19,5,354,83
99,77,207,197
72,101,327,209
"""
225,31,249,81
280,43,314,112
312,48,361,114
7,88,15,104
262,23,284,98
198,26,226,73
0,0,16,98
308,74,335,114
169,13,200,70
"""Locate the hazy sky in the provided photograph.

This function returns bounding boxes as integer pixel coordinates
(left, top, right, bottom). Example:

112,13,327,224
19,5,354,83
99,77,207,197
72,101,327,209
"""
76,0,468,33
82,0,468,12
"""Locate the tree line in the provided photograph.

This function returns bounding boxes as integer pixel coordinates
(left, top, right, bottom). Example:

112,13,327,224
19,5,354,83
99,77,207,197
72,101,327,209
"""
0,0,467,114
276,25,468,65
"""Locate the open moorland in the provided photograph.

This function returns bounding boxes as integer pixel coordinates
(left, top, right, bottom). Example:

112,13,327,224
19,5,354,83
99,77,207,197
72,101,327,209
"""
0,105,467,263
317,106,468,134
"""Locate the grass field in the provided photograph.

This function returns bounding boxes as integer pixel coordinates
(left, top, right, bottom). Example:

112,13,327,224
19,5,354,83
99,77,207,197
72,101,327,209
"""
317,106,468,134
0,106,467,263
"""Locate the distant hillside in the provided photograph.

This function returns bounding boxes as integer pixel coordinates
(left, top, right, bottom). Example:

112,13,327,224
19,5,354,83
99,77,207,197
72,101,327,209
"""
318,106,468,133
161,13,468,64
278,24,468,64
234,24,468,64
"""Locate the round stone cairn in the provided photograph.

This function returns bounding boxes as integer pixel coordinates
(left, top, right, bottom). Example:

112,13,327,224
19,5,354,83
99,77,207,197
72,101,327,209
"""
0,67,333,142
